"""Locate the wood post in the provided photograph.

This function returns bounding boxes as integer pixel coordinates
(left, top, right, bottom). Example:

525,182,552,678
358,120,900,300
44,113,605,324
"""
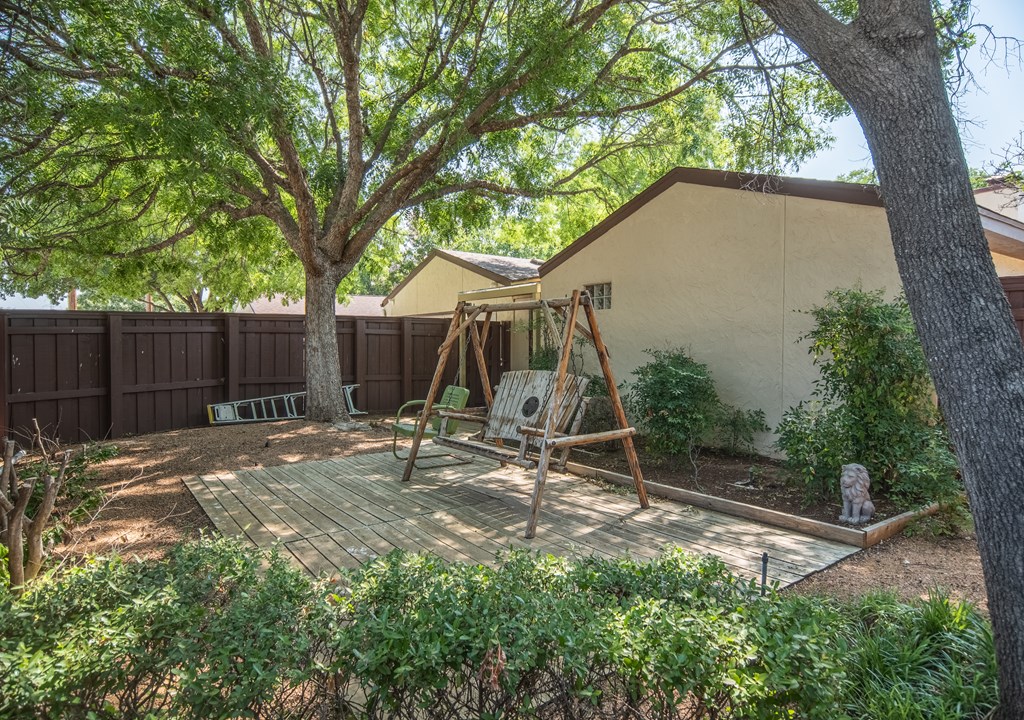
225,315,240,401
480,311,493,349
545,427,635,449
555,305,596,346
0,313,7,441
525,290,581,538
108,314,123,439
582,298,649,509
539,300,561,348
436,306,484,356
354,318,367,412
402,304,465,482
404,288,649,536
401,317,413,403
468,321,494,410
458,330,467,388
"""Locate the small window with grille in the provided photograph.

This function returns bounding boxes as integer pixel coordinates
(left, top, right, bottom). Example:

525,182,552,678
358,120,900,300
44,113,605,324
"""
584,282,612,310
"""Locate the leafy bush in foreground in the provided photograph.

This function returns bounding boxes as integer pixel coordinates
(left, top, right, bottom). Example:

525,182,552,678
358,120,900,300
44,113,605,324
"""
0,538,996,719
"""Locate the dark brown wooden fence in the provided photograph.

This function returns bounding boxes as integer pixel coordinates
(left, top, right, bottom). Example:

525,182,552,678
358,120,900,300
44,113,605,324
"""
0,311,509,443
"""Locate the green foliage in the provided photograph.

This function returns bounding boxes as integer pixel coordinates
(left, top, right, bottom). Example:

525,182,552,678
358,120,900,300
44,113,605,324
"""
775,289,960,505
1,538,321,719
837,166,990,190
716,407,771,457
628,349,768,470
837,593,997,719
54,444,117,544
12,444,118,549
905,495,975,539
1,0,845,311
528,344,560,371
0,539,996,719
0,545,8,595
629,349,722,460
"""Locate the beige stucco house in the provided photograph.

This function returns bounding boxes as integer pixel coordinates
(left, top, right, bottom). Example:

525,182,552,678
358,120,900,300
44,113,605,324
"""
381,248,543,373
538,167,1024,451
381,249,542,317
241,294,386,315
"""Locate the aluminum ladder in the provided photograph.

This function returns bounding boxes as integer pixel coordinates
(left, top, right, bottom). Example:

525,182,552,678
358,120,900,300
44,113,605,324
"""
207,385,365,425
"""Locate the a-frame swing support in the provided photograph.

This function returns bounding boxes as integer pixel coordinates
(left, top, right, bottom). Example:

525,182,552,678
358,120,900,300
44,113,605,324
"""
401,289,650,538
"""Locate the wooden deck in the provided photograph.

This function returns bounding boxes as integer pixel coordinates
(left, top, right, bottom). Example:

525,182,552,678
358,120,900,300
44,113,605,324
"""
183,452,859,587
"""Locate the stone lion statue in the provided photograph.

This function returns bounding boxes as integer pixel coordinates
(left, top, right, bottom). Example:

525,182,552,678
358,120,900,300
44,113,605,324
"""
839,463,875,524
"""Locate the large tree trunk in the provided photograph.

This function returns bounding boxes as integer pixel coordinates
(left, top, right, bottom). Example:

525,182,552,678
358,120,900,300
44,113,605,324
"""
753,1,1024,713
860,92,1024,720
304,267,351,423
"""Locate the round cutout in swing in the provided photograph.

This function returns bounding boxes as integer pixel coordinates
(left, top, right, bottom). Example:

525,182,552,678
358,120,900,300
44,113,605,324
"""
521,396,540,417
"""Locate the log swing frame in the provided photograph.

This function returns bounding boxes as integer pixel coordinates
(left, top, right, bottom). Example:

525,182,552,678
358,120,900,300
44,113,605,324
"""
401,289,650,538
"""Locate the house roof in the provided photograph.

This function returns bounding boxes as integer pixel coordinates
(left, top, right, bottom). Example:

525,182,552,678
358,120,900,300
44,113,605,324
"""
539,167,884,275
979,205,1024,260
243,294,386,316
383,249,543,304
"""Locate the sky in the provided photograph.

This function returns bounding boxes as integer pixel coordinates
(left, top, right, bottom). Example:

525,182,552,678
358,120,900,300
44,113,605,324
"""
799,0,1024,180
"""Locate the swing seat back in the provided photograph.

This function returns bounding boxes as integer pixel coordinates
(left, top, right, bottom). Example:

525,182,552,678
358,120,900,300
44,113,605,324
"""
482,370,589,442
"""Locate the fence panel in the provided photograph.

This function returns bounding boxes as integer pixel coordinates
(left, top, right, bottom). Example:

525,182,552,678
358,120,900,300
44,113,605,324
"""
0,311,509,444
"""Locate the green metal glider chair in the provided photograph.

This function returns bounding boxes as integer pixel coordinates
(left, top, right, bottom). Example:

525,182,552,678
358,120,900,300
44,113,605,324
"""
391,385,473,464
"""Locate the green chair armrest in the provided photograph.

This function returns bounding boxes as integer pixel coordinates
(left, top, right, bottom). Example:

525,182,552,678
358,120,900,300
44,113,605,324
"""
394,399,429,423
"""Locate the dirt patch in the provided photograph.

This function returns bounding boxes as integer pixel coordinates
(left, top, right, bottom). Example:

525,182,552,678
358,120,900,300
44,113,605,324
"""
55,419,393,561
790,533,987,612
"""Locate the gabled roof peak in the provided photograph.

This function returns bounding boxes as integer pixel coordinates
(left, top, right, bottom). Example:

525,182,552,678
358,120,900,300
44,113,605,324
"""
539,167,884,275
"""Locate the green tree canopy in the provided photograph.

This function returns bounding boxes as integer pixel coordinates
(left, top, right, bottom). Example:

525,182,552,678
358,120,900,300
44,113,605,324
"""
0,0,843,418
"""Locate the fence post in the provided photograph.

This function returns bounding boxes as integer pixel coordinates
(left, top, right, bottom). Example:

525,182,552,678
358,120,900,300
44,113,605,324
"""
401,317,413,403
354,317,367,410
0,313,7,440
108,314,123,438
225,314,239,401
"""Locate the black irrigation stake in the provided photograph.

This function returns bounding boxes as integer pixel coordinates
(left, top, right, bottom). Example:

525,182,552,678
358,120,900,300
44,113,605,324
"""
760,552,769,596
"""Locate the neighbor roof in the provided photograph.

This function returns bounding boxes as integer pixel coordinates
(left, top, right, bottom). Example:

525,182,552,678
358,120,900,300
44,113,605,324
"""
244,294,386,316
539,167,885,275
383,249,543,304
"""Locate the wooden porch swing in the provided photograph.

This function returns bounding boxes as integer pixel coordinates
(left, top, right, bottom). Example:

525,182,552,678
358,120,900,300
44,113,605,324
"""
401,289,650,538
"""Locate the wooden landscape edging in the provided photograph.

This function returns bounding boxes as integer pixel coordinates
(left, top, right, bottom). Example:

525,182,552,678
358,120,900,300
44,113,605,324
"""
564,461,939,549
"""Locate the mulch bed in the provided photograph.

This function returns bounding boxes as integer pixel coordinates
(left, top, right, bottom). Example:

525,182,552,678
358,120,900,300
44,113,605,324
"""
576,445,900,525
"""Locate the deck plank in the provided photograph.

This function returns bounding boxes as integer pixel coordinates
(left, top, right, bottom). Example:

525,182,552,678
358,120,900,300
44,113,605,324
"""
182,451,860,587
181,475,249,538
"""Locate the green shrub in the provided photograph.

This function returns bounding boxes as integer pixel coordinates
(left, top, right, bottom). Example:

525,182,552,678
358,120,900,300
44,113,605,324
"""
527,343,560,370
628,348,768,472
16,442,119,546
775,289,960,505
837,593,997,719
0,540,997,719
0,537,324,719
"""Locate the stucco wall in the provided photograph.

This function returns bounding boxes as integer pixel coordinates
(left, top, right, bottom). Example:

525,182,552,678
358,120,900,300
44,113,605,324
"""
385,257,501,317
542,181,1024,453
976,188,1024,222
542,183,791,451
991,253,1024,276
